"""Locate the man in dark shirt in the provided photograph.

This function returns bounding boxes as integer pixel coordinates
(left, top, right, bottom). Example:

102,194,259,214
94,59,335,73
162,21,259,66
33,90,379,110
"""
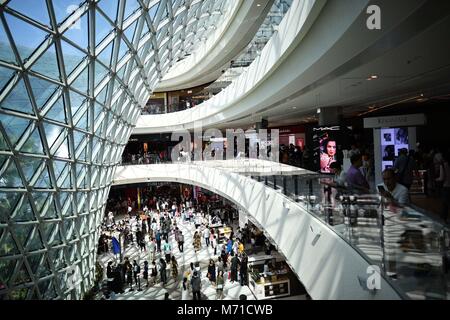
191,271,202,300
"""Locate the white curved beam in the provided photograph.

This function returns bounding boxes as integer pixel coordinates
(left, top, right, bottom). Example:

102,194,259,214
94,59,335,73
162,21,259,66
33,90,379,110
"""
113,163,403,300
134,0,445,134
135,0,326,133
155,0,274,91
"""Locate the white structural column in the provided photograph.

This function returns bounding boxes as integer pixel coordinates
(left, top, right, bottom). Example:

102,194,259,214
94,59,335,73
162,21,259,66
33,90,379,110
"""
113,163,403,300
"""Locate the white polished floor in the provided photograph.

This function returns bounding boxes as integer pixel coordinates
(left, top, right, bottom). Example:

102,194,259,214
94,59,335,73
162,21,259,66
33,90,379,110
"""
98,217,255,300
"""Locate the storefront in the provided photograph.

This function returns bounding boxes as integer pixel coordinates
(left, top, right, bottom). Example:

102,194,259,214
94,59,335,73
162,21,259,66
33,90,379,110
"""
248,253,291,300
245,219,309,299
272,125,306,149
364,113,426,187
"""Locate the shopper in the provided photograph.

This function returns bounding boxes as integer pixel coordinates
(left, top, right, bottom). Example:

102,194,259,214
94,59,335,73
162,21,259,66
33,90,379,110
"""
151,260,158,285
207,259,216,283
378,168,410,205
394,148,417,189
155,230,162,252
106,261,114,279
239,253,248,286
147,237,156,262
193,231,201,252
216,270,225,300
181,277,190,300
143,261,149,287
346,154,370,192
163,239,172,264
191,271,202,300
132,260,140,287
211,235,218,255
159,258,167,286
178,231,184,253
124,258,133,289
171,256,179,279
203,227,211,247
230,253,239,283
195,213,202,229
329,162,347,187
436,151,450,223
226,238,233,254
220,248,228,269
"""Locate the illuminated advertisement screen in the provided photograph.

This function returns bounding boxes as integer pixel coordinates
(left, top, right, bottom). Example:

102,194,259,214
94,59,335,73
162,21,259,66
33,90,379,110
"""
313,126,341,174
380,128,409,171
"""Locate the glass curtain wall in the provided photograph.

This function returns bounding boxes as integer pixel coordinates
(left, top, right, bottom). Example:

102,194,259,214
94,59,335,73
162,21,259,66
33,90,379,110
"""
0,0,230,300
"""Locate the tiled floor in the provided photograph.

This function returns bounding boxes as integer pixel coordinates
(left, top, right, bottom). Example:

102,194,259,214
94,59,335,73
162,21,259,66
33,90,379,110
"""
98,217,255,300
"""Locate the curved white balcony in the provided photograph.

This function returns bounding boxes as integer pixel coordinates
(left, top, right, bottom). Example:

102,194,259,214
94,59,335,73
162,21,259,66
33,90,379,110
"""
113,162,404,300
155,0,274,91
135,0,326,133
135,0,450,133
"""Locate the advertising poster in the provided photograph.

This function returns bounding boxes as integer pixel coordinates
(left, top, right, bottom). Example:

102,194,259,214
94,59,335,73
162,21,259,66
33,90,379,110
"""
313,126,341,173
380,128,409,171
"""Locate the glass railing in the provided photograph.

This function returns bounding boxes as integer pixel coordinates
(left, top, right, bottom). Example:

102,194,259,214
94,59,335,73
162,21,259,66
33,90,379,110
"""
141,101,209,115
120,153,172,165
115,158,450,299
248,173,450,300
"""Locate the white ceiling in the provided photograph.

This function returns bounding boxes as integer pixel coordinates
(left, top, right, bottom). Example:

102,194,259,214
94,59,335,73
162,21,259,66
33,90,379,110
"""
222,2,450,129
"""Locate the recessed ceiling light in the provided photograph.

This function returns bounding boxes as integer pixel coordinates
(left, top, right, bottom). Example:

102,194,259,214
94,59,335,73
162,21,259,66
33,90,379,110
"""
367,75,378,80
257,4,261,7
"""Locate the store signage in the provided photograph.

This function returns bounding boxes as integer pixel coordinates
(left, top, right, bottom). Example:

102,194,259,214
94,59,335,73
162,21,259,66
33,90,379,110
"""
150,92,165,99
313,126,340,131
364,113,426,128
272,125,305,134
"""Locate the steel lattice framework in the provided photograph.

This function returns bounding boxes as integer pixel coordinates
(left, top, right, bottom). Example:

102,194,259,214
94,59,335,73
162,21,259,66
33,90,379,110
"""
0,0,231,299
